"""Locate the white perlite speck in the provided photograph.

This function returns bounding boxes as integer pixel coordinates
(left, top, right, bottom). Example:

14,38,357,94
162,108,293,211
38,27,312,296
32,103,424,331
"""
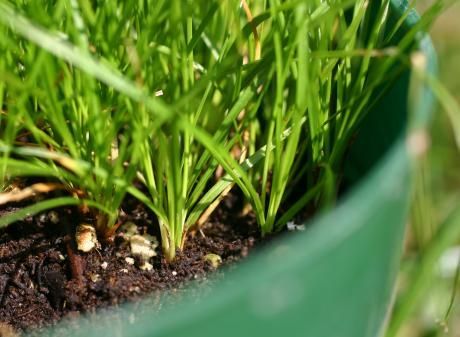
76,224,100,252
120,221,159,271
286,221,306,231
120,221,138,237
130,234,158,260
139,262,153,271
125,257,135,265
90,273,101,283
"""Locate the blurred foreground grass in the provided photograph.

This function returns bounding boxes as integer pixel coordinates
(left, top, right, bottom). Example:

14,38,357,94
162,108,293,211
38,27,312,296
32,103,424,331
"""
395,3,460,337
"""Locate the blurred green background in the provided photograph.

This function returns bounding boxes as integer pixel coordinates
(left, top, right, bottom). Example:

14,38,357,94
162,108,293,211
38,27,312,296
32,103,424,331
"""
394,2,460,337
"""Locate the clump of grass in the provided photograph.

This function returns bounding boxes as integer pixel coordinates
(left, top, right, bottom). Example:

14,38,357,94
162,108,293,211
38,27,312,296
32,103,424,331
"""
0,0,432,261
235,0,401,234
0,0,149,241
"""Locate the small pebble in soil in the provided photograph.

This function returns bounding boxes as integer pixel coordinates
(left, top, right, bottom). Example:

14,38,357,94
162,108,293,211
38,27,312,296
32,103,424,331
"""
119,221,138,237
203,253,222,268
76,224,100,252
125,257,135,265
90,274,101,283
129,234,157,260
49,211,60,224
139,262,153,271
101,261,108,270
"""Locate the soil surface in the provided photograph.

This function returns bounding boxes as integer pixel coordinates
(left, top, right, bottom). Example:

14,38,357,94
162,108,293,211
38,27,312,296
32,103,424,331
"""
0,194,264,336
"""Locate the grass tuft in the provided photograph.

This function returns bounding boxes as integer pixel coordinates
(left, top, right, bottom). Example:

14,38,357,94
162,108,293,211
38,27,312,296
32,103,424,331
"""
0,0,437,261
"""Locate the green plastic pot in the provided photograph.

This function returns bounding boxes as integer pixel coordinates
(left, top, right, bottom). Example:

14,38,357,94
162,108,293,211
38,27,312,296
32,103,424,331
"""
40,2,436,337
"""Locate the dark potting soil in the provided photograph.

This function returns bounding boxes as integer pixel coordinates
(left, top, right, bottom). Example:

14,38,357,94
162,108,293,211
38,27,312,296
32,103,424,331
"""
0,194,265,336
